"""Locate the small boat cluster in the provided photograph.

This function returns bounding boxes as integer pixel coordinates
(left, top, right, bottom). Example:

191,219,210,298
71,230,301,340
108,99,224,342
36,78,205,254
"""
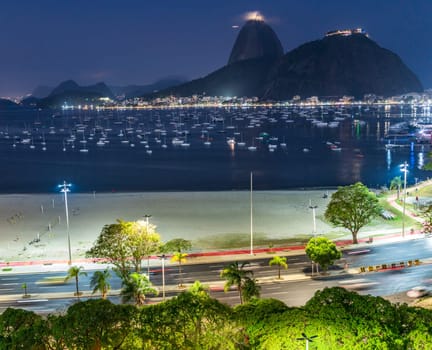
0,104,430,157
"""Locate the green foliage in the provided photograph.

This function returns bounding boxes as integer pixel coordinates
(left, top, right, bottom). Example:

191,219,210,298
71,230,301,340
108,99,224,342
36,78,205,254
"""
188,280,209,296
90,269,111,299
420,204,432,233
2,287,432,349
324,182,381,243
137,291,241,349
305,237,342,271
0,308,48,350
390,176,403,200
121,272,158,306
171,251,189,287
64,265,87,298
220,261,255,304
242,278,261,303
49,299,137,350
86,219,161,278
163,238,192,287
423,152,432,171
21,282,28,297
163,238,192,254
235,298,288,325
269,255,288,279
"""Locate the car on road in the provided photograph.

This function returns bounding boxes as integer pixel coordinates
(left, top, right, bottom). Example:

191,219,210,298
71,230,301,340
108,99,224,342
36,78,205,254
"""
338,278,378,290
407,286,429,298
346,249,371,255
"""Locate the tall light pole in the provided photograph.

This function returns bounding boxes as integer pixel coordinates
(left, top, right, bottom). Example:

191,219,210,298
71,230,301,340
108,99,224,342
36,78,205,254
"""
250,171,254,255
58,181,72,265
159,254,166,300
309,199,318,237
401,161,408,238
143,214,152,228
309,200,318,276
143,214,152,279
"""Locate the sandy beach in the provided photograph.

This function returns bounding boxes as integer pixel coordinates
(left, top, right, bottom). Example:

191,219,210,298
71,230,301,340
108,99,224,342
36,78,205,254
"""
0,189,395,262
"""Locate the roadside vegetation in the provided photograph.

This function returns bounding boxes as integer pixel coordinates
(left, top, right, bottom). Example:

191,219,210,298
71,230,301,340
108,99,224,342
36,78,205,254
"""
1,286,432,349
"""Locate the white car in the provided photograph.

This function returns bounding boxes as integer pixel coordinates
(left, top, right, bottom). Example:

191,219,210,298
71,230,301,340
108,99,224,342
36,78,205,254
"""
407,286,428,298
338,278,378,290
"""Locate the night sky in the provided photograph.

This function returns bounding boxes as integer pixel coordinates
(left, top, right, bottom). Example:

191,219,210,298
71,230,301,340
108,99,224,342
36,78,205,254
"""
1,0,431,97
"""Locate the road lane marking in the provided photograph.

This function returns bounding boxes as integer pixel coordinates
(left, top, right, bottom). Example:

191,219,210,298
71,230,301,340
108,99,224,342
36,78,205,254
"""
266,286,283,290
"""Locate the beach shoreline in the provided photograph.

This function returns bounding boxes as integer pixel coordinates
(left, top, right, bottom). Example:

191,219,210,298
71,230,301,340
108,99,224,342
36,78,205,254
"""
0,189,390,263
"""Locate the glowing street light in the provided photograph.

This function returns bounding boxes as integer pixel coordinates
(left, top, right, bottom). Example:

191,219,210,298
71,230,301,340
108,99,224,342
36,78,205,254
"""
400,162,408,238
58,181,72,265
309,199,318,237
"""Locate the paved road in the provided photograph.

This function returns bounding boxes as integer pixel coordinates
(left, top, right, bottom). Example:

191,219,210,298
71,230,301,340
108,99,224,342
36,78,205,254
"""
1,236,432,314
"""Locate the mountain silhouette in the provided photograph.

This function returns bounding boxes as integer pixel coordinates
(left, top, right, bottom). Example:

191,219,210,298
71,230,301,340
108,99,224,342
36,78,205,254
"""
228,19,283,65
23,80,114,107
263,32,423,99
151,24,423,99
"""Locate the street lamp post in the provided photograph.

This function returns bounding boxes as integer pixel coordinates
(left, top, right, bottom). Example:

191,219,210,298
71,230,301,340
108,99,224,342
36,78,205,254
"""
58,181,72,265
309,199,318,237
143,214,152,228
309,200,318,277
401,162,408,238
143,214,152,279
159,254,166,300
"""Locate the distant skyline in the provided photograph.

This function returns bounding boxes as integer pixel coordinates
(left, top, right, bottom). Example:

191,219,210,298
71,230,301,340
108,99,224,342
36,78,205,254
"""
1,0,431,97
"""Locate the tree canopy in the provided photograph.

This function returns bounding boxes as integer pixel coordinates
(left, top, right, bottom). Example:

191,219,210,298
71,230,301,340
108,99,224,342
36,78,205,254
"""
305,237,342,272
324,182,381,244
2,287,432,349
163,238,192,254
86,219,161,277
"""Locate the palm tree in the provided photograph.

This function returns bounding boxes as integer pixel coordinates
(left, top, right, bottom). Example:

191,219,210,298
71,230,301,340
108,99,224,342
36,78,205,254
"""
188,280,209,297
269,256,288,279
390,176,402,200
171,252,188,287
21,283,29,298
241,277,261,302
65,266,87,298
163,238,192,288
220,261,253,304
120,272,158,306
90,269,111,299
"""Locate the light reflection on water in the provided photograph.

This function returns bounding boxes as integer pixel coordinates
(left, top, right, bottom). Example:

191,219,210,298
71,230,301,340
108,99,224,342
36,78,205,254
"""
0,105,430,192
